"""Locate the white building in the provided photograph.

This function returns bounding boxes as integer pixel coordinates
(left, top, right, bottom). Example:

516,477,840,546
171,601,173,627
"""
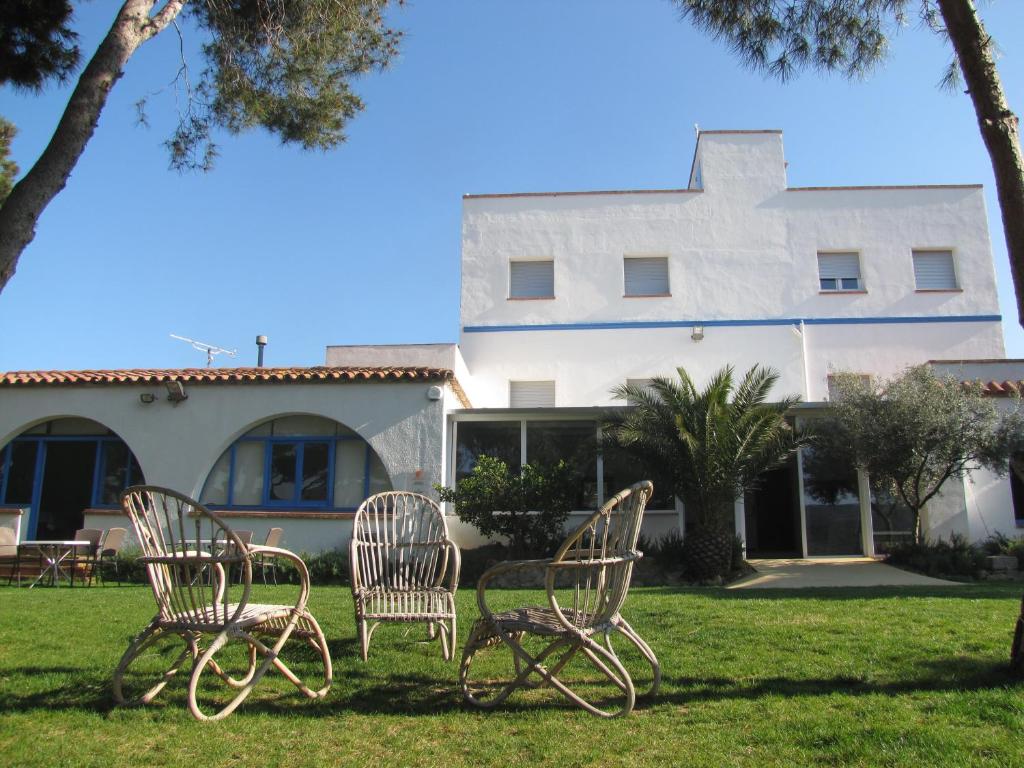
1,130,1020,556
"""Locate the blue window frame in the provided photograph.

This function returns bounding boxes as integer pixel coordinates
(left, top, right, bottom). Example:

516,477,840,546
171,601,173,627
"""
201,417,389,512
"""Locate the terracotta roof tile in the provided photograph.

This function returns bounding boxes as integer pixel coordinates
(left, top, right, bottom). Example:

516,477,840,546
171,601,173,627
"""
977,380,1024,397
0,366,449,387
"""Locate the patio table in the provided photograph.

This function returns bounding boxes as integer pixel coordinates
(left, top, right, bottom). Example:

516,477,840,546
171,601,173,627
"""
18,540,91,588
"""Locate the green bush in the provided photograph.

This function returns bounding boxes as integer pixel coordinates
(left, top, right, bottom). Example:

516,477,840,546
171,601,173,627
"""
435,455,577,558
886,534,987,579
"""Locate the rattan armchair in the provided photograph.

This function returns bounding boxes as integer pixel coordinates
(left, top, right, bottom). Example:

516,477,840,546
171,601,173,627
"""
350,491,460,661
460,481,659,718
114,486,332,721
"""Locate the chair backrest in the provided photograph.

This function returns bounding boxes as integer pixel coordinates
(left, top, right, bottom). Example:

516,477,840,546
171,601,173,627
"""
352,492,451,591
0,525,17,557
234,530,254,547
75,528,103,555
120,486,252,626
100,527,128,556
548,480,652,631
264,527,284,548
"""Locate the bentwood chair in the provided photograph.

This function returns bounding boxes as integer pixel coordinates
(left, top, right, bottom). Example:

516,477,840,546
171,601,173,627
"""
71,528,102,587
96,527,128,585
350,491,460,661
114,486,332,721
258,528,284,585
460,481,659,718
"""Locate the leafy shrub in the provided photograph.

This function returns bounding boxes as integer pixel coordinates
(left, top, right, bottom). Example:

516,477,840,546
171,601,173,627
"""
886,534,987,579
981,531,1024,568
435,455,577,558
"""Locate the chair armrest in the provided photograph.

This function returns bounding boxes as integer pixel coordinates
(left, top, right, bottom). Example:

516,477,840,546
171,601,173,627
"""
445,541,461,593
543,553,641,633
475,558,551,620
247,545,312,606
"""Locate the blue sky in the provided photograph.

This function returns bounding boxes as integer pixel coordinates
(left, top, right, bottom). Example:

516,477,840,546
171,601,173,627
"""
1,0,1023,371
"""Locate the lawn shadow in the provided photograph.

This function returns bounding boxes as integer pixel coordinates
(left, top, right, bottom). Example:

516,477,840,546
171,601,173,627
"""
635,584,1024,601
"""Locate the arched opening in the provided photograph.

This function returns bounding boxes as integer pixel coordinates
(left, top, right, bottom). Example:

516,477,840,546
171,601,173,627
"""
0,417,145,539
200,414,392,511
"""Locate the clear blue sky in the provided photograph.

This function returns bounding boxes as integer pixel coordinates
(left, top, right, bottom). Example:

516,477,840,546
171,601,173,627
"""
2,0,1023,371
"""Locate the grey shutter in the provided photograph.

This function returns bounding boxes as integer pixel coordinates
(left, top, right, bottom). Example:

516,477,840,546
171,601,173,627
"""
913,251,957,290
817,253,861,280
510,381,555,408
624,257,669,296
510,260,554,298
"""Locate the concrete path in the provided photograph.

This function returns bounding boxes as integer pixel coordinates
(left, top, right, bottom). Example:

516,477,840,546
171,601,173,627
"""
727,557,963,589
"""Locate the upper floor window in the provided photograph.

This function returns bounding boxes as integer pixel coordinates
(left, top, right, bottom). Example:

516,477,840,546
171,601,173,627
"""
509,380,556,408
200,415,391,511
913,250,958,291
624,256,670,297
509,259,554,299
818,252,863,292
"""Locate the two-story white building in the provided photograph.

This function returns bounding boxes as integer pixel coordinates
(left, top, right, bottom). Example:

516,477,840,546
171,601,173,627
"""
1,130,1019,556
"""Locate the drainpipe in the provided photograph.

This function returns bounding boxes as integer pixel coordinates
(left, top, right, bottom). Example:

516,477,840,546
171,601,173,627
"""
799,320,810,400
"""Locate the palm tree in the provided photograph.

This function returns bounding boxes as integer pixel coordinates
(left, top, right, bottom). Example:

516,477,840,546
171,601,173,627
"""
607,365,805,579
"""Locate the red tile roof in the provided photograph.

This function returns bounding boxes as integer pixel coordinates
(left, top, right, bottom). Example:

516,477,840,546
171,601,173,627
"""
976,380,1024,397
0,366,471,406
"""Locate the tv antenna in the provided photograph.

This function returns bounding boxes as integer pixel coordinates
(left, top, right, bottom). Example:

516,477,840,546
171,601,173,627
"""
170,334,238,367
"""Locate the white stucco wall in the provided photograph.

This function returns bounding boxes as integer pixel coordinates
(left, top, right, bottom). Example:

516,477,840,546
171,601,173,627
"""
458,131,1003,408
0,379,448,553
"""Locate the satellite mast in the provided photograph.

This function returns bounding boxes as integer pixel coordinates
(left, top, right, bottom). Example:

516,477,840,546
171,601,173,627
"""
170,334,238,367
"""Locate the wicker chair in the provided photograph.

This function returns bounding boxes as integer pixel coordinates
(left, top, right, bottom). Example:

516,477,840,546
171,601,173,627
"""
114,486,332,721
350,491,460,661
72,528,103,586
460,480,659,718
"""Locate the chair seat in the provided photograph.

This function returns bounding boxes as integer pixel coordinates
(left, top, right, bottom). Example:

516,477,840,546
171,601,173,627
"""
477,606,598,638
160,603,317,635
356,586,455,620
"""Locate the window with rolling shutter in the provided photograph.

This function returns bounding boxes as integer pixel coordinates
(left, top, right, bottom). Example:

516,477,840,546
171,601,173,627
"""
509,381,555,408
509,260,554,298
817,252,863,291
912,250,958,290
624,257,670,296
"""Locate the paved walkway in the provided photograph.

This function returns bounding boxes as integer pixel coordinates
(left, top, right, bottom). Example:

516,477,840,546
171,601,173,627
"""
727,557,963,589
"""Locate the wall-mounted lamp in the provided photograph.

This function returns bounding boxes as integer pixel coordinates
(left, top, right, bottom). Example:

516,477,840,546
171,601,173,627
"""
165,380,188,404
691,325,704,342
139,393,156,404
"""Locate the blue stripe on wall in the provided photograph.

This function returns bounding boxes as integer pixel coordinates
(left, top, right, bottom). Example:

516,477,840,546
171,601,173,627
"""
462,315,1002,334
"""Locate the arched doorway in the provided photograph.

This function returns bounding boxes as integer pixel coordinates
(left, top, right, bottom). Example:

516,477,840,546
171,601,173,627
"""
0,418,144,539
200,414,392,511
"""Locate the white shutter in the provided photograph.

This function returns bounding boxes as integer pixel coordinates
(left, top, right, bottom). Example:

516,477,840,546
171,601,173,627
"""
510,260,554,298
624,257,669,296
913,251,957,290
817,252,861,279
510,381,555,408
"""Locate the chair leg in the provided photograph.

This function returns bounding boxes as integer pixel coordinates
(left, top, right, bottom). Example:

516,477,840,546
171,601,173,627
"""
113,623,195,706
608,617,661,698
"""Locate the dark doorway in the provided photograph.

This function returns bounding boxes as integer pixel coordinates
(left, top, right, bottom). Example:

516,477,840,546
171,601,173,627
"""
745,458,802,557
36,442,97,539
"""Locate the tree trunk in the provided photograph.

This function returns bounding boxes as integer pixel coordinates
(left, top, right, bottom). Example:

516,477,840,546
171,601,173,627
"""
937,0,1024,328
0,1,185,294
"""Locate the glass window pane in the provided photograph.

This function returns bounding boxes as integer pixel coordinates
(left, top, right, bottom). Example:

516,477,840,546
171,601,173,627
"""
99,442,130,505
527,421,598,509
334,441,367,508
201,450,231,505
820,278,837,290
272,415,336,436
601,441,675,510
455,421,521,480
46,417,108,435
870,487,915,555
232,442,266,505
368,450,391,496
301,443,330,501
801,446,863,555
3,442,38,505
244,421,273,437
270,443,298,502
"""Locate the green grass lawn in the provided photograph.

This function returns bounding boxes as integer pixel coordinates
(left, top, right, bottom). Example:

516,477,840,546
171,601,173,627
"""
1,582,1023,767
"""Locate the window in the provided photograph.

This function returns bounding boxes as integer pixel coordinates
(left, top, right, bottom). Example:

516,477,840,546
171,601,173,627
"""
624,257,669,297
453,418,676,510
510,381,555,408
818,252,863,291
509,260,554,299
200,415,391,510
913,250,958,290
